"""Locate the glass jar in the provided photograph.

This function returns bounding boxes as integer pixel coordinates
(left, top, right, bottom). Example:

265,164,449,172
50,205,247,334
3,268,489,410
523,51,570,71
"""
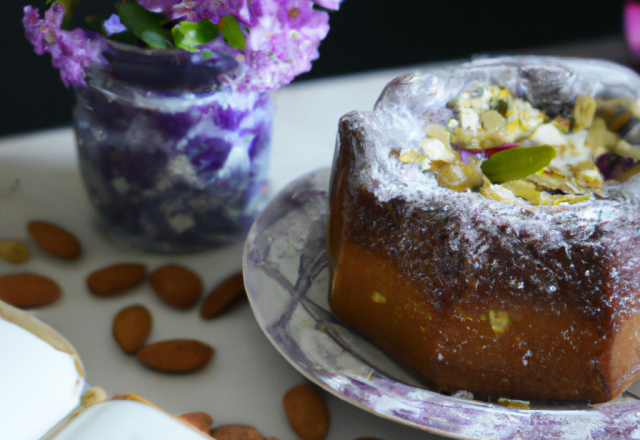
73,42,272,253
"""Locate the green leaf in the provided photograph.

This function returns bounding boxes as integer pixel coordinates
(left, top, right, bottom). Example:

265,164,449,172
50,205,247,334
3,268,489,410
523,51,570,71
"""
172,19,219,52
480,146,557,184
220,15,245,50
85,15,106,34
313,4,332,13
201,49,214,61
116,2,173,49
108,30,139,45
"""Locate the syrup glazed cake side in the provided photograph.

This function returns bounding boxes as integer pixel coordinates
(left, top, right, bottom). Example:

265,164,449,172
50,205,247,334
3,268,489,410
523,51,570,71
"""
328,57,640,404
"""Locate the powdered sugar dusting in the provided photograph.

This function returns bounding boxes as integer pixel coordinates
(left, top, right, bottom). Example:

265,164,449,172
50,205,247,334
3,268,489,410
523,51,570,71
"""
245,168,640,437
337,58,640,321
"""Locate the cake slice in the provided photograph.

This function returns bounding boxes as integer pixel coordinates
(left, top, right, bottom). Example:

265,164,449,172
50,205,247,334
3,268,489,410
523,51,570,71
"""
329,57,640,403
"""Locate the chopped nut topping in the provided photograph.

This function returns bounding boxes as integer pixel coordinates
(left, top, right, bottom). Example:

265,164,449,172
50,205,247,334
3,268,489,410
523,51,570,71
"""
432,161,484,192
489,310,510,336
399,149,425,164
398,83,640,205
614,139,640,162
460,108,481,131
572,95,596,131
420,138,456,163
481,110,505,132
371,291,386,303
425,124,452,149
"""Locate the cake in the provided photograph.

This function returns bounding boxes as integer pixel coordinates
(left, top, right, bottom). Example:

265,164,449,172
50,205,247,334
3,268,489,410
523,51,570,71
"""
328,57,640,403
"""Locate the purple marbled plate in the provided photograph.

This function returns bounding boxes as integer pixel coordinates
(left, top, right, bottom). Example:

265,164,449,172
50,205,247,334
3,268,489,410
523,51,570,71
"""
243,168,640,440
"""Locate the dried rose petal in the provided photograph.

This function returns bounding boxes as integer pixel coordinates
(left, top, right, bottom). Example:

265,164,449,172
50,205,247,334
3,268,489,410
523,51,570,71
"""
596,153,637,180
485,143,518,158
458,144,518,164
458,149,487,164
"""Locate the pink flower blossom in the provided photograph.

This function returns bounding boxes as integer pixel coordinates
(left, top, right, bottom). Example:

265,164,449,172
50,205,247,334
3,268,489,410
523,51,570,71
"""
22,4,107,87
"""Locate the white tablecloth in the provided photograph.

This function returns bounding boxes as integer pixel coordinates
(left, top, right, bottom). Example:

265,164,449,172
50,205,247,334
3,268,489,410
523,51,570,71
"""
0,67,444,440
2,39,639,439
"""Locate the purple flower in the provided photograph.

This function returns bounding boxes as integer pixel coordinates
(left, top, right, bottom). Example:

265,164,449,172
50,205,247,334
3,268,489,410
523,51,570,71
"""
24,0,342,92
626,1,640,54
22,4,107,87
23,6,46,54
230,0,330,91
103,14,127,36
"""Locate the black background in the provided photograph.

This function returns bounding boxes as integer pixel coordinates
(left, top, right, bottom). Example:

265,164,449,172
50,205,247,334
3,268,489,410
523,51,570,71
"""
1,0,628,136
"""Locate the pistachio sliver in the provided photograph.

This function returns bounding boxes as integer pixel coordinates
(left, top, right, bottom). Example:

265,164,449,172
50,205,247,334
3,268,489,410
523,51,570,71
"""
480,146,557,184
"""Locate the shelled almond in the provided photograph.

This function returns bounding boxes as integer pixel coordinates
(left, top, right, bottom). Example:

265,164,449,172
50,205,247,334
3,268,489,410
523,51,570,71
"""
87,263,147,296
137,339,213,373
0,273,61,308
27,220,82,260
150,264,202,309
283,384,329,440
112,305,152,354
201,272,245,319
211,424,264,440
178,411,213,434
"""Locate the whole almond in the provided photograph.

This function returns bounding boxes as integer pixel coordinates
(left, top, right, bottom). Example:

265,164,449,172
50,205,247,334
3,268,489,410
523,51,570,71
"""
283,384,329,440
27,220,82,260
200,272,245,319
150,264,202,309
0,240,30,264
113,305,152,354
0,273,61,308
137,339,213,373
178,412,213,433
87,263,147,296
211,424,264,440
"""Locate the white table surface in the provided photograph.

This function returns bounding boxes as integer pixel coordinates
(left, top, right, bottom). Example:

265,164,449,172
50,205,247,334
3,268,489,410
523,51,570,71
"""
0,67,443,440
3,39,640,440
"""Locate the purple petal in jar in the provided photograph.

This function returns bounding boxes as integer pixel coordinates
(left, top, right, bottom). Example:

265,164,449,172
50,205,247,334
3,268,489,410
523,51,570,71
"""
74,44,273,253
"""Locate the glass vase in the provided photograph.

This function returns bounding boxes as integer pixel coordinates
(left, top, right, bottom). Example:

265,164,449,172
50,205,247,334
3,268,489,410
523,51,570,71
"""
73,42,272,254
